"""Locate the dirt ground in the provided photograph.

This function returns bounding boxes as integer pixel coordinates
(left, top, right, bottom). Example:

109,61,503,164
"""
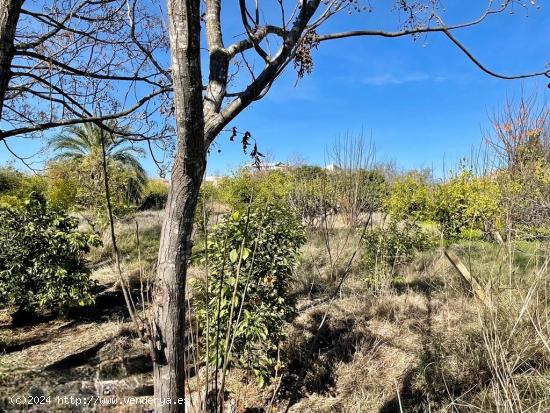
0,251,547,413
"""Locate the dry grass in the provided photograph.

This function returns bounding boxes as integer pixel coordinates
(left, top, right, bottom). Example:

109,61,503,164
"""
2,210,547,412
89,210,163,286
84,213,549,413
268,238,549,413
0,320,129,375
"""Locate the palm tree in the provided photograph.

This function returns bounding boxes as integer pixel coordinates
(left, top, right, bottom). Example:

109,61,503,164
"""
50,122,147,203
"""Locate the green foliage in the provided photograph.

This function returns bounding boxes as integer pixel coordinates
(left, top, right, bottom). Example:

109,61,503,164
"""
140,179,170,210
45,161,79,210
292,165,327,182
50,123,147,189
0,166,25,208
216,169,292,211
289,166,387,226
0,166,23,194
329,168,388,225
384,172,431,222
46,158,143,224
385,168,503,240
431,169,502,239
0,166,48,208
363,220,433,289
194,182,219,232
356,169,389,212
515,224,550,241
459,227,484,241
47,122,148,221
0,193,101,314
495,132,550,235
212,165,387,227
192,205,306,385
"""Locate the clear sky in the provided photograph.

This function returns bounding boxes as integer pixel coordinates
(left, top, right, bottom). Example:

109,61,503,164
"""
2,1,549,177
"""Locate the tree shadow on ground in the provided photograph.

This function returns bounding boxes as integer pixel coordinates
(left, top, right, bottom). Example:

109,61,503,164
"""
378,286,438,413
3,284,135,329
280,308,378,409
378,286,486,413
391,276,445,296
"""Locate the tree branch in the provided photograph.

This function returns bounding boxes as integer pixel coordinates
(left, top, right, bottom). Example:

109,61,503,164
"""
0,87,170,140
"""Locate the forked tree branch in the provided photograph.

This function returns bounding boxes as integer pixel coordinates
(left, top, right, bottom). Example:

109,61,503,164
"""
204,0,548,147
0,86,170,140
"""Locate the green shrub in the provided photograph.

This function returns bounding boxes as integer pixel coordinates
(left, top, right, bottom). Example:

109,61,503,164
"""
194,182,219,232
431,169,502,239
140,179,170,210
385,172,431,222
192,205,306,385
357,169,389,212
0,166,23,194
515,224,550,241
289,172,331,225
459,227,484,241
0,193,101,317
363,220,433,290
291,165,327,182
46,158,142,225
329,168,388,226
46,162,79,210
0,166,48,207
216,168,292,211
496,156,550,234
288,166,387,226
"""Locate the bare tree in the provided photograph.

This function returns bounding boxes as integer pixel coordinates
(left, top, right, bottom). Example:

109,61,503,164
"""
0,0,172,157
328,133,377,227
154,0,549,411
487,94,550,235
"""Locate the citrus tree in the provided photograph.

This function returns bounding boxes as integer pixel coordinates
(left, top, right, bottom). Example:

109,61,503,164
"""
432,169,502,239
385,171,432,222
192,205,305,386
0,193,101,321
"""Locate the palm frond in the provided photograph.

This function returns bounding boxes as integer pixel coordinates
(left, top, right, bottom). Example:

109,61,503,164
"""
51,151,86,162
49,122,147,194
50,135,89,155
112,152,147,183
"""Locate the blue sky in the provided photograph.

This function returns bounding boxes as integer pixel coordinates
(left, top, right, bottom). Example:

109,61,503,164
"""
2,1,549,177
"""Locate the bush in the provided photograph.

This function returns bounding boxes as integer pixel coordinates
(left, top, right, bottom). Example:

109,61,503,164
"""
194,181,219,232
0,165,23,194
46,162,79,210
46,159,142,224
329,168,388,226
0,193,101,318
0,166,48,207
288,166,387,226
289,171,330,226
363,220,433,290
192,205,306,385
357,169,389,212
216,168,292,211
431,169,502,239
140,179,170,210
385,172,431,222
292,165,327,182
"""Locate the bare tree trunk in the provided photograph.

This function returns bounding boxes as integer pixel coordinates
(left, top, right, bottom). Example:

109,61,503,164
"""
0,0,23,119
153,0,205,411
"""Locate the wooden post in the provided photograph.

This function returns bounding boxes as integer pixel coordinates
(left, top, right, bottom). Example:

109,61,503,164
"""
444,249,493,309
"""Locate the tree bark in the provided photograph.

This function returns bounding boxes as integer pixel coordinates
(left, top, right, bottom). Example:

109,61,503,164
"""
153,0,205,411
0,0,23,120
